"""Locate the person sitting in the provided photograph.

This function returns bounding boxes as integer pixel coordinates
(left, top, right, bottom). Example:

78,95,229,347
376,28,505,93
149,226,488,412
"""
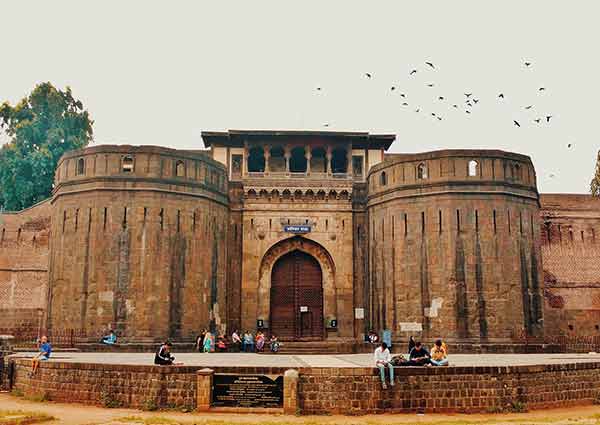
255,331,265,352
430,339,449,366
242,331,254,353
408,335,416,354
269,335,280,353
374,342,394,389
101,330,117,345
409,341,431,366
216,334,228,352
31,336,52,375
154,341,182,365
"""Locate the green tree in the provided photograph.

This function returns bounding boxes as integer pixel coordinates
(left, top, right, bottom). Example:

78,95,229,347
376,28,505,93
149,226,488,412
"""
0,82,93,211
592,150,600,196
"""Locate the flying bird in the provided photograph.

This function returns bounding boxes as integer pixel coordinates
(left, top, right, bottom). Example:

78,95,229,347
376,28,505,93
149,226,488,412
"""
400,93,406,98
316,87,321,91
391,86,396,91
365,73,372,79
409,69,417,75
464,93,472,98
438,96,444,100
427,83,435,87
549,173,555,178
466,101,472,107
525,105,533,110
437,116,442,121
473,99,479,104
431,112,436,116
534,118,541,123
513,120,521,127
567,143,572,148
465,110,471,114
323,123,330,127
525,62,532,67
546,115,553,122
452,104,458,108
415,108,420,113
425,61,435,69
539,87,546,91
402,102,409,106
498,93,504,98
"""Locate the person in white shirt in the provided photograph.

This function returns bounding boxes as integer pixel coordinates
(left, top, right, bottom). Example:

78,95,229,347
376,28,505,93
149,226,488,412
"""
374,342,394,389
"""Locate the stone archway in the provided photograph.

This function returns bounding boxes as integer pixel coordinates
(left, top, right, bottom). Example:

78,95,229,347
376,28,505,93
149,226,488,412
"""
257,236,337,333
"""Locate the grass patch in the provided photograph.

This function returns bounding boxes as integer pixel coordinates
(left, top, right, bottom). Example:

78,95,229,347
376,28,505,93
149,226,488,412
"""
0,410,54,425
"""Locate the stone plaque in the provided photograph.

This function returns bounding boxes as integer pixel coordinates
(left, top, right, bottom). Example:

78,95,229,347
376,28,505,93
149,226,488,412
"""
399,322,423,332
212,374,283,408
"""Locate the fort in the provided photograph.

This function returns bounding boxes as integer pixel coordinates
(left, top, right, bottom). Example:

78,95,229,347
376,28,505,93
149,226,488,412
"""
3,129,600,414
3,129,599,346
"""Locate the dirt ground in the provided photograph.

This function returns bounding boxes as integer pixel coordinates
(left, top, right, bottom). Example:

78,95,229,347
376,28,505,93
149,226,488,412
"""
3,393,600,425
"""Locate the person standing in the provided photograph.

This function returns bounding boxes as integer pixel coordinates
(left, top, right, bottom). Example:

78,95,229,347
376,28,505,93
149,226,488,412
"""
101,330,117,345
269,335,280,353
203,331,212,353
243,331,254,353
231,330,242,352
196,329,206,352
374,342,394,389
255,331,265,352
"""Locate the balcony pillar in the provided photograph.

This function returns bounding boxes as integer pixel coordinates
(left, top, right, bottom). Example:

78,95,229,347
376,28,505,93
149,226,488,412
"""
347,146,353,176
305,145,311,175
284,145,291,173
326,146,332,176
263,145,270,174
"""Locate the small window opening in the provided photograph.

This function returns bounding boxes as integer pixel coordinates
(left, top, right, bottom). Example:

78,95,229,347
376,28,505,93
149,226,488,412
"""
175,160,185,177
122,155,134,173
76,158,85,176
380,171,387,186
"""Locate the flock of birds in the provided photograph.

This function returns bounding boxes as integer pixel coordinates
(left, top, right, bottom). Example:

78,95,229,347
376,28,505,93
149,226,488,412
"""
316,60,564,135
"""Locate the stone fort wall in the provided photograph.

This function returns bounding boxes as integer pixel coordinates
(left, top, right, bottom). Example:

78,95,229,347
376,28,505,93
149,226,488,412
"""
0,200,50,335
368,150,543,342
541,194,600,337
47,145,229,341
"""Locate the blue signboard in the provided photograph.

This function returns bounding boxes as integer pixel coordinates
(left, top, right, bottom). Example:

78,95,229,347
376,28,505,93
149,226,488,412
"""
283,225,311,234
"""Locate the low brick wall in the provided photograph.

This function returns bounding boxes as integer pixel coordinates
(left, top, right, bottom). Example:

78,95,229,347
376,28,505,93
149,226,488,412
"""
10,358,600,414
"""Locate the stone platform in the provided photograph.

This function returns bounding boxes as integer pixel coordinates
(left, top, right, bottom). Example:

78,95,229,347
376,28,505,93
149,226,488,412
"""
7,353,600,415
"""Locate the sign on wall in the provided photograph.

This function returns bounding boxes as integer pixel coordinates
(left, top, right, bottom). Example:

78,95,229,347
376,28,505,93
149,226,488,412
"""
399,322,423,332
212,374,283,408
283,225,311,234
354,308,365,319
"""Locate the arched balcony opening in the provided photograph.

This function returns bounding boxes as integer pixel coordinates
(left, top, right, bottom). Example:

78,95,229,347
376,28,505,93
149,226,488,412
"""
122,155,134,173
76,158,85,176
468,160,479,177
417,162,428,179
290,146,307,173
248,146,265,173
331,148,348,174
270,146,286,172
175,160,185,177
311,147,327,173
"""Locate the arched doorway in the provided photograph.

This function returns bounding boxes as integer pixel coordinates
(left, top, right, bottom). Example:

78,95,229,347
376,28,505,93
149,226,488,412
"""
270,250,324,340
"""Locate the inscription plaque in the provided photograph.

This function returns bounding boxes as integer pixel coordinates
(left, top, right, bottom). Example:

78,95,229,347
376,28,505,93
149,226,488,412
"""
212,374,283,408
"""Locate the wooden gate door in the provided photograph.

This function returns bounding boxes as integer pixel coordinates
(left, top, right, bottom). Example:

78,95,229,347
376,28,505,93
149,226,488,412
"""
270,250,324,340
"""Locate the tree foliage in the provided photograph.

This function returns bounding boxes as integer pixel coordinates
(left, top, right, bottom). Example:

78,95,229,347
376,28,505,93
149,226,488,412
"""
0,82,93,211
592,150,600,196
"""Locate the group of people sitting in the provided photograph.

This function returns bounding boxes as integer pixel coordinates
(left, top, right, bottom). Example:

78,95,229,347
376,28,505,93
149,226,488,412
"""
195,329,280,353
374,336,449,389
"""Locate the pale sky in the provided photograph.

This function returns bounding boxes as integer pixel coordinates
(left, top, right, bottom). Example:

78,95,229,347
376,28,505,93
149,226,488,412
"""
1,1,599,193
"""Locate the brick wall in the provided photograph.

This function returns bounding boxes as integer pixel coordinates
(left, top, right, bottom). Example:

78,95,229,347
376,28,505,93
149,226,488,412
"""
10,359,600,414
541,194,600,336
0,200,51,337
